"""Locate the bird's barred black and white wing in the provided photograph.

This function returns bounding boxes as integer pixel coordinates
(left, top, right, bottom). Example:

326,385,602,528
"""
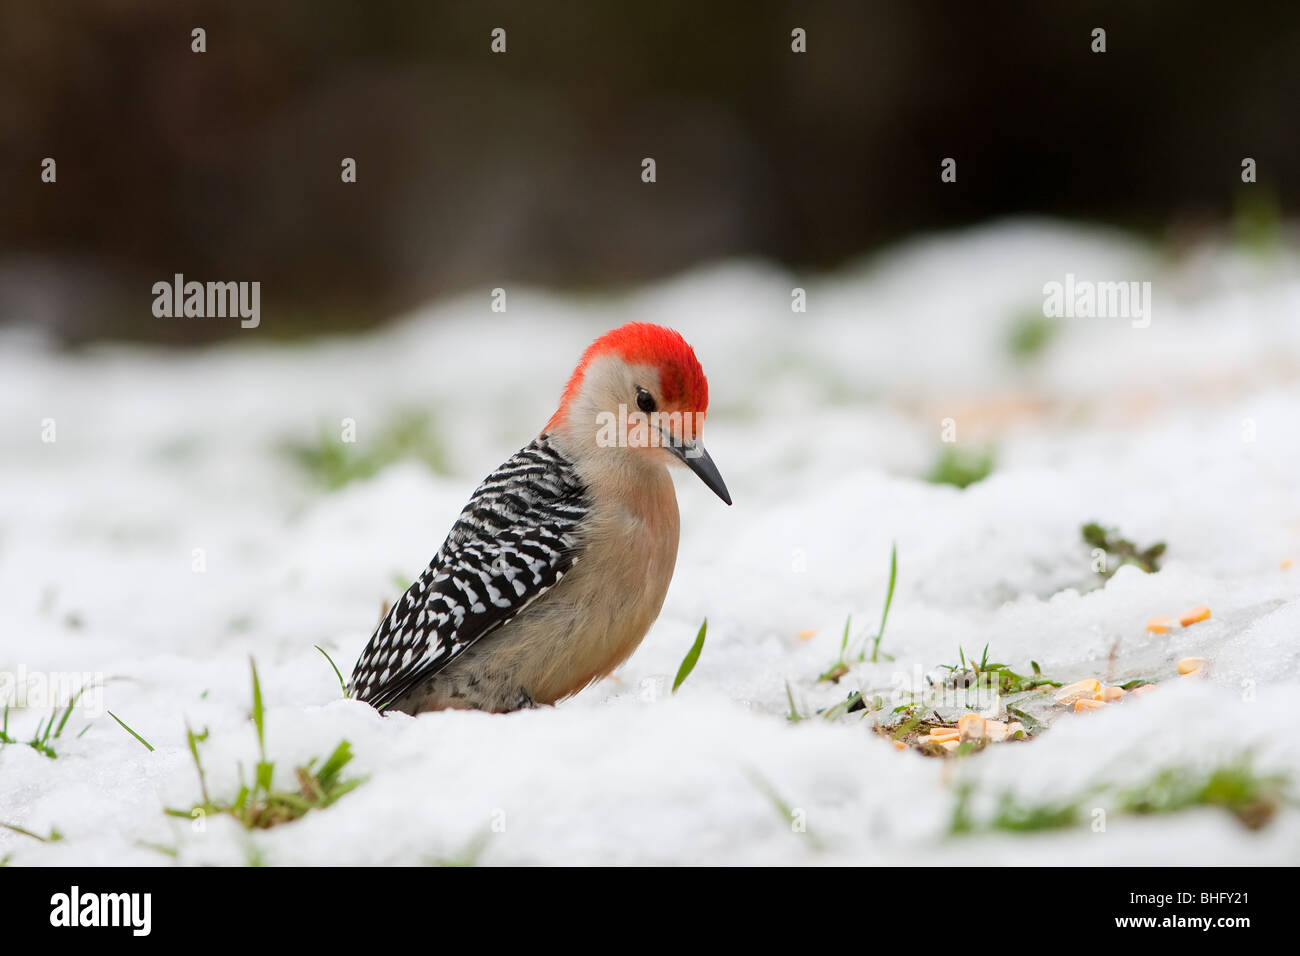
349,434,590,711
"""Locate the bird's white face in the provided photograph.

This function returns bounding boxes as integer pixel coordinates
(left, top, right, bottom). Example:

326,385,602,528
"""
563,354,730,504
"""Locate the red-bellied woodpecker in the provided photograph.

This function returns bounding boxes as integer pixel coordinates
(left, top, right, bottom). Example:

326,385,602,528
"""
348,322,731,714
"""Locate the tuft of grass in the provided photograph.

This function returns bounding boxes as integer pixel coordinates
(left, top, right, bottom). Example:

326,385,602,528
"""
817,616,853,683
939,645,1061,695
1117,758,1285,830
819,542,900,680
428,830,492,867
136,840,179,859
672,620,708,694
928,447,995,489
1,822,64,843
784,681,805,722
821,689,874,722
6,686,90,759
1006,311,1059,362
284,409,449,490
315,645,350,698
1082,522,1165,578
166,659,365,830
1005,705,1046,737
745,769,825,852
245,840,267,867
888,703,927,742
107,710,155,752
952,757,1289,836
1233,187,1283,257
951,784,1087,835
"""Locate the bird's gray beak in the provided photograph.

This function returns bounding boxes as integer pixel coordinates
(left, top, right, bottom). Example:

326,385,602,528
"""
664,432,732,505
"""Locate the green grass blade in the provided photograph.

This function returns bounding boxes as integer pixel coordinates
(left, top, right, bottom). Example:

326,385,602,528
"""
784,681,804,722
325,777,365,804
314,645,350,698
869,541,898,662
53,686,86,740
1,822,58,842
185,724,211,803
672,619,708,694
316,740,354,782
107,710,156,752
136,840,179,859
250,657,266,762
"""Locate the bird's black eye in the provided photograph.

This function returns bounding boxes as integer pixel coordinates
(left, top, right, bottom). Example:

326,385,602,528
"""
635,387,656,414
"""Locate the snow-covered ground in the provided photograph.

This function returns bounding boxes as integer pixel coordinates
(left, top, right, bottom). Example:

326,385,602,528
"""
2,220,1298,865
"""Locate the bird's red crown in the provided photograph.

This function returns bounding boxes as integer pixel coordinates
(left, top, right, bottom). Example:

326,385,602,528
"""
550,323,709,427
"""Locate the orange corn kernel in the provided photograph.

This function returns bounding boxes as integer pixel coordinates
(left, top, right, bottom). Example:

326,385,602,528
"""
1054,678,1102,704
983,719,1010,741
1131,683,1158,697
1179,606,1211,627
1146,615,1176,634
957,713,987,740
1100,686,1127,701
1074,698,1107,712
1177,657,1207,676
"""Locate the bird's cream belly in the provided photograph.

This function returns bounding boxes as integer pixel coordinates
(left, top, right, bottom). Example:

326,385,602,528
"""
464,488,680,704
492,524,677,701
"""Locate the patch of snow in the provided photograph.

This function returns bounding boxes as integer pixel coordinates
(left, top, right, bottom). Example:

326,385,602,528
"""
2,219,1298,864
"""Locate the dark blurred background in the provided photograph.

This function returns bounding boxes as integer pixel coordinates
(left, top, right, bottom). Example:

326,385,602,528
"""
2,0,1297,344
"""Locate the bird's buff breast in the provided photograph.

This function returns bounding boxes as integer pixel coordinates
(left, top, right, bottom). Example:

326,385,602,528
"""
479,475,681,705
